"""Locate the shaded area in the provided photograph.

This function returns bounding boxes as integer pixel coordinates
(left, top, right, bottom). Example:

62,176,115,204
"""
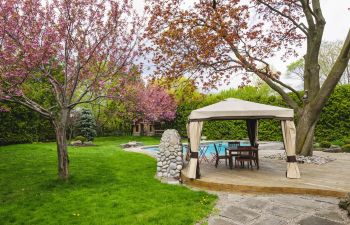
183,146,350,196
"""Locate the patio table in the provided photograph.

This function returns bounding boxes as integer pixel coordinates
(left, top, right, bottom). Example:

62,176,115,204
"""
226,146,259,169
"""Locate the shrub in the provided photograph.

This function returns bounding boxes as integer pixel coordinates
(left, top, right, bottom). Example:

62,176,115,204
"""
0,102,55,146
74,136,87,143
331,139,345,147
341,144,350,153
320,141,332,148
76,108,97,141
344,139,350,145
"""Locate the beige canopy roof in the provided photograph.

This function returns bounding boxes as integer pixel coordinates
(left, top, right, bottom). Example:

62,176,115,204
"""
189,98,294,121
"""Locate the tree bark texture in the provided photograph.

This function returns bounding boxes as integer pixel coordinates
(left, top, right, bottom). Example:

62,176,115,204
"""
53,108,70,180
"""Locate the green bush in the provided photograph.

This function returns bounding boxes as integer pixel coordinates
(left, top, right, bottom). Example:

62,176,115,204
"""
76,108,96,141
315,85,350,142
341,144,350,153
320,141,332,148
0,102,55,146
74,136,87,143
344,139,350,145
170,84,350,142
331,140,344,147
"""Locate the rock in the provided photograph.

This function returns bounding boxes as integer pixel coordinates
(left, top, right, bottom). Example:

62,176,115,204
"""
339,192,350,215
263,152,336,165
156,129,183,181
71,140,82,145
169,163,177,170
120,141,143,148
323,147,343,153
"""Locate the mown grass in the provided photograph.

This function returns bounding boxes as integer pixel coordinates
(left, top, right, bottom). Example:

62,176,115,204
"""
0,136,217,225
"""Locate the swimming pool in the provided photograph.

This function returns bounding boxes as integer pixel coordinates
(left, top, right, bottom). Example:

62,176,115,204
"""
143,141,252,156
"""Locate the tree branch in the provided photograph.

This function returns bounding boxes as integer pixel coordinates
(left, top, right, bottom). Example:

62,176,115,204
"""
314,29,350,112
257,0,308,35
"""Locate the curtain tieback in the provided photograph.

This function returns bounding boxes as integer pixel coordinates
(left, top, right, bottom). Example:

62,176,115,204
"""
287,156,297,162
190,152,199,158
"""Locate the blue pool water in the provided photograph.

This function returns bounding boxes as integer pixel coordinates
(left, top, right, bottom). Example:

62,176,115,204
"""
143,141,251,156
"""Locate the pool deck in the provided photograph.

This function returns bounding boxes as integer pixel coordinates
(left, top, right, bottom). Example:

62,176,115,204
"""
182,149,350,197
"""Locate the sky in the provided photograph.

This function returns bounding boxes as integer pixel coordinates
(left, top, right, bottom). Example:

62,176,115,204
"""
134,0,350,92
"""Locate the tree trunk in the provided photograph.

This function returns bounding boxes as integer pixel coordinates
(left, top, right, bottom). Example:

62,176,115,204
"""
53,109,70,180
295,107,319,156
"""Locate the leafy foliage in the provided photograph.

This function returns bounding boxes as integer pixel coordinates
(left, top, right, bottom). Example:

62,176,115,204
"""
76,109,97,141
320,141,331,148
341,144,350,153
0,102,55,146
286,41,350,85
170,84,350,142
73,136,87,144
315,85,350,142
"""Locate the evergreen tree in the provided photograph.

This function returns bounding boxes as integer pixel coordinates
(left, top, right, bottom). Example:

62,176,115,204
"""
77,108,97,141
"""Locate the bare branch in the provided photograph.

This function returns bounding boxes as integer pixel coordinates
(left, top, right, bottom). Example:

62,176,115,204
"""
257,0,308,35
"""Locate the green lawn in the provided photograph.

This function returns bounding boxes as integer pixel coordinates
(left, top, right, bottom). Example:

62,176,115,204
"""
0,136,216,225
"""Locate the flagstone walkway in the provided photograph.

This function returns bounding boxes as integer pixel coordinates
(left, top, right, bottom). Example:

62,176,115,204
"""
204,192,350,225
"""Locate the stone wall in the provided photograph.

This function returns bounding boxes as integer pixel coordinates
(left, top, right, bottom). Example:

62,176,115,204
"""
339,193,350,216
156,129,183,180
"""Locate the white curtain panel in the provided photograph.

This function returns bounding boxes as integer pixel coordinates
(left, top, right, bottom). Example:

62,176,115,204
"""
186,121,203,179
281,120,301,179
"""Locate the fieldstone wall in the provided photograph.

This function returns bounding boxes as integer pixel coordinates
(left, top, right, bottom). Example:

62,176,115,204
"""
339,193,350,216
156,129,183,180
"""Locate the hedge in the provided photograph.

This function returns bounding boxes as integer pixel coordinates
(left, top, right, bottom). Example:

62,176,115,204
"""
1,85,349,145
170,84,350,142
315,85,350,142
0,103,55,145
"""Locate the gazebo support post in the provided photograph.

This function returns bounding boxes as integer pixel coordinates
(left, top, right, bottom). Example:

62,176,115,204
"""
281,120,301,179
246,119,258,147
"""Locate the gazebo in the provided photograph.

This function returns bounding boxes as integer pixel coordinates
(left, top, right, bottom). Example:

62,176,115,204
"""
184,98,300,179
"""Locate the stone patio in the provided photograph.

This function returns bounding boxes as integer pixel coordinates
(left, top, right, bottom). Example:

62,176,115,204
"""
205,192,350,225
182,142,350,196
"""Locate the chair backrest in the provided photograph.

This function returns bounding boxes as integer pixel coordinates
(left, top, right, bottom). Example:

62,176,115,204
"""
228,141,240,149
213,143,220,156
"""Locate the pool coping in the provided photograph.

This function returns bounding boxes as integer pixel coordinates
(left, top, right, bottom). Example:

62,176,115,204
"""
123,145,158,158
122,140,282,159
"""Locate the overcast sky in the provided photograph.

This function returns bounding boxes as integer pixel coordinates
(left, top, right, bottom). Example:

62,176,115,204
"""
134,0,350,92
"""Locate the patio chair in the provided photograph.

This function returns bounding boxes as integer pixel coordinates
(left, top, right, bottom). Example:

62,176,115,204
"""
235,146,258,169
213,143,229,168
227,141,241,168
228,141,240,149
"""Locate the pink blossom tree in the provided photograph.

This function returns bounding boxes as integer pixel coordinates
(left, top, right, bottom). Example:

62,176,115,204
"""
136,84,177,123
0,0,144,180
117,76,177,123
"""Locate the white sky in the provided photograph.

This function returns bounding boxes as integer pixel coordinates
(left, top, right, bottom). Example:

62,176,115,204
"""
134,0,350,92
